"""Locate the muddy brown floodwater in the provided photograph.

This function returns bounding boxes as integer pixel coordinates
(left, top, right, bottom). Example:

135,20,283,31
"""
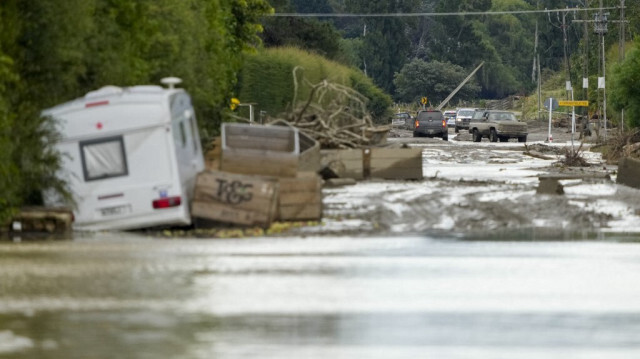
2,123,640,359
2,234,640,358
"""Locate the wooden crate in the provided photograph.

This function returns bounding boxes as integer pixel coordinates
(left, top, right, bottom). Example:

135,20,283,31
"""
269,120,321,173
320,147,423,180
278,172,323,221
191,170,279,227
297,130,321,173
204,136,221,170
220,123,299,178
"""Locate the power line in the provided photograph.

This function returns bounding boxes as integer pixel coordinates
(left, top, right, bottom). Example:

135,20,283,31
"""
271,7,619,18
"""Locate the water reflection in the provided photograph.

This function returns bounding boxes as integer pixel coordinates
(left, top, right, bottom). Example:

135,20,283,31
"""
2,234,640,358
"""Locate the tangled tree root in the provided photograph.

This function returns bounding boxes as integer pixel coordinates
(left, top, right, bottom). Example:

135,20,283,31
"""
266,66,386,149
608,129,640,161
558,142,590,167
589,129,640,164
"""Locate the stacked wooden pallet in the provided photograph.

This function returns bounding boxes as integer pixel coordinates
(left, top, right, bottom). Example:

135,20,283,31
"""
194,124,424,228
193,123,323,228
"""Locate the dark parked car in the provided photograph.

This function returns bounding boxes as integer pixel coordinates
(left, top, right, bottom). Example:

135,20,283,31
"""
393,112,413,129
413,109,448,141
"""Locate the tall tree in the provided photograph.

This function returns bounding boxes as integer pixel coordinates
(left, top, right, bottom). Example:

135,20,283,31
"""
345,0,420,94
428,0,535,97
82,0,271,135
292,0,333,13
393,59,481,104
261,0,342,60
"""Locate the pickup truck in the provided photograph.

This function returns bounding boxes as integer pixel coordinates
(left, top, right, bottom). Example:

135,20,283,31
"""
469,110,527,143
413,109,448,141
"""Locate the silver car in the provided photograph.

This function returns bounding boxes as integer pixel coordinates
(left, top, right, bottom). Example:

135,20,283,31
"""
455,108,478,133
444,110,457,128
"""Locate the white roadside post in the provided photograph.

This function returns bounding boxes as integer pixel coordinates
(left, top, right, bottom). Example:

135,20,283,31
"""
548,102,553,142
571,105,576,154
237,103,257,125
544,97,558,143
569,82,575,155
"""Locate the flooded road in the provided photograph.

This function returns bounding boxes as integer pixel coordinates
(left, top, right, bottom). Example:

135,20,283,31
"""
3,131,640,358
3,233,640,358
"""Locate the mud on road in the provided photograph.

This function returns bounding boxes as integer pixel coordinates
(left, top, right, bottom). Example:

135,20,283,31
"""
296,126,640,238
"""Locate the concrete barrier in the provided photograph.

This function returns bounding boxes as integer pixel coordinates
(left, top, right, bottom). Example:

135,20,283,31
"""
537,177,564,195
617,157,640,189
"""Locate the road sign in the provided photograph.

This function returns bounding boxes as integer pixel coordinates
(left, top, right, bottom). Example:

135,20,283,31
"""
421,97,428,105
558,100,589,107
543,97,559,110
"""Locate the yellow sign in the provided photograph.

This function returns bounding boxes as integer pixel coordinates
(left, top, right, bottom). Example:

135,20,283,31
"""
421,97,428,105
558,100,589,107
230,97,240,110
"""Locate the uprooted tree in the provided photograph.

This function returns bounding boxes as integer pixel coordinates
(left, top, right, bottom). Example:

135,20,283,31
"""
265,67,389,149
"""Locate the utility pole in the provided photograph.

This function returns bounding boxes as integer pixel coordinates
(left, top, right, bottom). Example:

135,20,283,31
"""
534,0,541,121
548,9,573,100
573,1,627,139
562,8,572,100
532,0,539,84
596,0,608,141
363,24,367,76
620,0,626,59
538,54,542,122
436,62,485,111
620,0,626,131
583,0,589,119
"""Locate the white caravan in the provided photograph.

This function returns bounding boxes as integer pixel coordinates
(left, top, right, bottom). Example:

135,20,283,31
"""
43,78,205,231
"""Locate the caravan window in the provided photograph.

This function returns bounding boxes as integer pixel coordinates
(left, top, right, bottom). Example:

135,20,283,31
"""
79,136,128,181
189,116,198,153
179,122,187,148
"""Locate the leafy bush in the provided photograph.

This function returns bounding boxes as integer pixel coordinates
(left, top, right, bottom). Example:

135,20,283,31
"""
0,55,69,225
0,54,19,225
610,39,640,129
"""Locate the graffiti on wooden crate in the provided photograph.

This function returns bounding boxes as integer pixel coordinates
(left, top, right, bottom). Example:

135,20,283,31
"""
215,179,253,204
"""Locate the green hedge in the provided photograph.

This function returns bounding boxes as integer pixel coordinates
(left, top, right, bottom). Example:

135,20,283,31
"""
237,47,392,124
